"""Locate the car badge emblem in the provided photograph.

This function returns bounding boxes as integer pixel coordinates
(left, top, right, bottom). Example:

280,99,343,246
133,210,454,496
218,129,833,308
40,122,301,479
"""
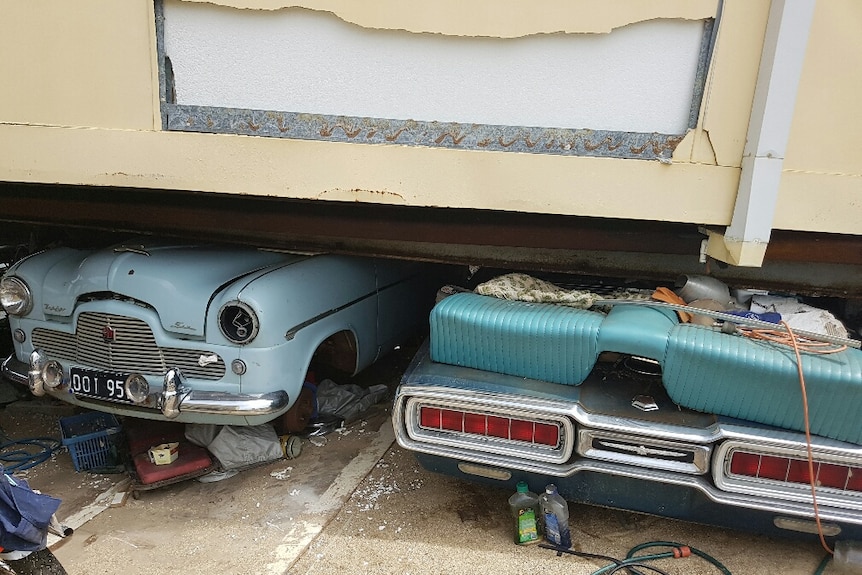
102,326,116,343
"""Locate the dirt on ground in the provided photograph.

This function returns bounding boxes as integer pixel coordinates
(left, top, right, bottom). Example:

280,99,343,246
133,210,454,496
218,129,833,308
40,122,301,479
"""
290,440,832,575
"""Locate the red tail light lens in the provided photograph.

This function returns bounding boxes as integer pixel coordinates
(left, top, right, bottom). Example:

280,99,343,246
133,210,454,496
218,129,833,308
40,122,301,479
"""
463,412,486,435
847,468,862,492
420,407,441,428
440,409,463,431
757,455,790,480
510,419,533,442
487,416,509,439
534,423,560,446
818,463,850,490
729,451,760,476
786,459,813,484
419,406,560,447
729,450,860,493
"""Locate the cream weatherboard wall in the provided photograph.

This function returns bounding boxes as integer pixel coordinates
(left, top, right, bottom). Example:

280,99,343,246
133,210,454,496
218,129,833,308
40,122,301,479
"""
0,1,859,266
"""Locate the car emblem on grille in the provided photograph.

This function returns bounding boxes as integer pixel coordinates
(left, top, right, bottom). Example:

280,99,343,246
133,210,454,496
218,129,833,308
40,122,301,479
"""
102,326,116,343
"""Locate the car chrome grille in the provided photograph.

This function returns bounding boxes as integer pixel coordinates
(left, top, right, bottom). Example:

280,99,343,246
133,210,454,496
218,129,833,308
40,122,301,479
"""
32,312,225,380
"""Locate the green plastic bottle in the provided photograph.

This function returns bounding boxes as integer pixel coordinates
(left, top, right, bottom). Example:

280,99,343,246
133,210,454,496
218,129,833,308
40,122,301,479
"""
508,481,540,545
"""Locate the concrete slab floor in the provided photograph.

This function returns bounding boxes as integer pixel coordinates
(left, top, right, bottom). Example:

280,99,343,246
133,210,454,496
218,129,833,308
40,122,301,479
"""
0,348,837,575
0,391,396,575
0,395,837,575
291,444,832,575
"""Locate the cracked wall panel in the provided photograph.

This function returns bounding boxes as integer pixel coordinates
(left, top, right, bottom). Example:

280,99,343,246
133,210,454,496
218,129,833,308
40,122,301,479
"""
163,1,708,149
0,124,739,225
184,0,718,37
697,1,770,168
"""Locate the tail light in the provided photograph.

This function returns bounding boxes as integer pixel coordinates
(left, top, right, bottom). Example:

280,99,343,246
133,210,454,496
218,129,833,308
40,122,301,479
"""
419,406,561,448
729,451,862,493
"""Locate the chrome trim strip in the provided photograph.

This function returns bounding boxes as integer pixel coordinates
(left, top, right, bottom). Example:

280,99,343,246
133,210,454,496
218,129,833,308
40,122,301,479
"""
774,516,842,537
284,291,375,341
576,428,710,475
283,274,415,341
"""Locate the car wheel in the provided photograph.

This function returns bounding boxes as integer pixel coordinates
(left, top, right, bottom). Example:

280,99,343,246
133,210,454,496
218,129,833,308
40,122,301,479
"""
278,386,315,433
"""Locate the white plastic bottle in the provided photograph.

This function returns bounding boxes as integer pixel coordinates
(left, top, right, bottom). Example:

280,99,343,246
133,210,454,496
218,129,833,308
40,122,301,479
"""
540,484,572,548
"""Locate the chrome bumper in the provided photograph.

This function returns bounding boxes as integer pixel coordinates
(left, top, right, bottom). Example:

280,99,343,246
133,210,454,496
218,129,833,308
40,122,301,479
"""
1,353,28,386
2,352,289,418
393,383,862,529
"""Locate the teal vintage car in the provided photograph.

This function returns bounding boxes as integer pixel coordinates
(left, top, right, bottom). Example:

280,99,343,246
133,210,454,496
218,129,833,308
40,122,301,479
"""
393,278,862,545
0,240,434,428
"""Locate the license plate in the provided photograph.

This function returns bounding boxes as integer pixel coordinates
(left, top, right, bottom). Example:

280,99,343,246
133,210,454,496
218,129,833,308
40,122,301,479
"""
70,367,133,403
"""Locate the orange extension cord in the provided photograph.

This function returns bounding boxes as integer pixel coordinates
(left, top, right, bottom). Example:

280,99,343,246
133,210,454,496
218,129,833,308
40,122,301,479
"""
741,321,838,555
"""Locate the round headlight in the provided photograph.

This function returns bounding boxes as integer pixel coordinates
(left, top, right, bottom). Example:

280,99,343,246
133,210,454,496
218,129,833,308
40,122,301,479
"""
218,301,259,345
41,360,64,389
0,277,32,316
124,374,150,404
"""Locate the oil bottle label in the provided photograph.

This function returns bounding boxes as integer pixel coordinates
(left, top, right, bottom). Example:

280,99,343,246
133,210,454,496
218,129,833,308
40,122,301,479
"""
544,512,562,545
515,508,539,544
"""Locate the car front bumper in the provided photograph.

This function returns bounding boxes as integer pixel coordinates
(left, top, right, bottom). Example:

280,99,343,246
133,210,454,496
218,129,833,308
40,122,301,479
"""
2,352,290,424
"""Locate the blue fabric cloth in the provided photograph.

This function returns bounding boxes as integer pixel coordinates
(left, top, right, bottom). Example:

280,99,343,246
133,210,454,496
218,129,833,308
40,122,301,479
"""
724,310,781,324
0,467,61,552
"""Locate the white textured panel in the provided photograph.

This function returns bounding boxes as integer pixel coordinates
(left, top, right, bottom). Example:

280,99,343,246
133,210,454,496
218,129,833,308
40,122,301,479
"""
164,1,705,133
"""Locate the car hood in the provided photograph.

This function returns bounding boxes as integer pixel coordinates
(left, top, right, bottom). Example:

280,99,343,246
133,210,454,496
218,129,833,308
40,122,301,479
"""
24,242,303,336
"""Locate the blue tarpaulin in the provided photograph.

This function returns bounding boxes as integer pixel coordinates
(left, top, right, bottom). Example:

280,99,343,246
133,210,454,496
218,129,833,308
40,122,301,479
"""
0,467,60,552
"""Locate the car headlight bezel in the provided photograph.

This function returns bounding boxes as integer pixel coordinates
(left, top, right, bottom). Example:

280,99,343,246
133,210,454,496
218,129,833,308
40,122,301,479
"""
217,300,260,345
0,276,33,316
124,373,150,404
41,359,65,389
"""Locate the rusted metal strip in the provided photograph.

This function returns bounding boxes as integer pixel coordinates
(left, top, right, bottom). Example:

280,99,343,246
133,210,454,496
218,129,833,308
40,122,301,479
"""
164,104,686,161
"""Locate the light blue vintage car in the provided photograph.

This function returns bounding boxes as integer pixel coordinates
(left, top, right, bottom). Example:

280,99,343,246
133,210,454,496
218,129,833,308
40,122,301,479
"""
0,240,435,427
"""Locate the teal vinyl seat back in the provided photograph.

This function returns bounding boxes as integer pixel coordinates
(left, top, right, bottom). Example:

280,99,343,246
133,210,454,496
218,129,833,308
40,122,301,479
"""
596,304,677,359
429,293,604,386
662,324,862,445
429,292,862,445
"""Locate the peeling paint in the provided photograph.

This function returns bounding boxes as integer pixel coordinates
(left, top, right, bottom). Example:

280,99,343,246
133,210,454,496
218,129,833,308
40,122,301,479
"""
178,0,718,37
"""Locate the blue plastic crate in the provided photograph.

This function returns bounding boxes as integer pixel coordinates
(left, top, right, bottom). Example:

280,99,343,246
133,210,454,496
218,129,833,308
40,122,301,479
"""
59,412,122,472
